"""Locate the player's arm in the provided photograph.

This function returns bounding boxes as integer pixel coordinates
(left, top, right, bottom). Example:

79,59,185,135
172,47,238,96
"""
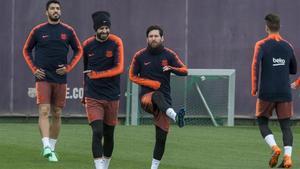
64,29,83,73
87,36,124,79
23,28,38,74
166,49,188,76
23,28,46,80
289,48,297,75
129,52,161,90
291,79,299,89
290,48,299,89
81,46,89,104
251,42,263,96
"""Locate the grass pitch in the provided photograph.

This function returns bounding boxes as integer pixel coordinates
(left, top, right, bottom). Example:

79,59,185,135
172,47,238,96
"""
0,123,299,169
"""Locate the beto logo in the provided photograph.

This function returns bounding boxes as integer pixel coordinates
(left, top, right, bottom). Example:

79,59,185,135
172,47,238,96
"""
105,50,113,57
60,33,67,40
161,59,168,66
273,57,285,66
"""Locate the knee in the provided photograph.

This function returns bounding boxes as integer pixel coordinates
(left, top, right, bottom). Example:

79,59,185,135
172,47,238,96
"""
257,117,268,125
52,107,62,119
156,127,167,144
104,126,115,138
279,119,291,130
39,105,50,117
91,120,103,138
93,128,103,138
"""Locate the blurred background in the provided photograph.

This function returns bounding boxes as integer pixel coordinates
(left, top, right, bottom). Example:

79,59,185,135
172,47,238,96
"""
2,0,300,123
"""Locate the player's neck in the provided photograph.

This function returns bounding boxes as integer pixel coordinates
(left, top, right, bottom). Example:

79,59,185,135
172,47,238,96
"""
96,37,108,43
267,31,280,36
48,19,60,25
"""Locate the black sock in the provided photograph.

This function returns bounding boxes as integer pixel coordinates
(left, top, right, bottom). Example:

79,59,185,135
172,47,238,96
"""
153,126,168,160
103,123,115,158
151,91,170,113
279,118,293,146
91,120,103,158
257,116,272,138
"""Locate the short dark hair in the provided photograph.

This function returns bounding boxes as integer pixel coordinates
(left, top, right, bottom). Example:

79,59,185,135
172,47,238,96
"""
265,13,280,32
146,25,163,37
46,0,60,10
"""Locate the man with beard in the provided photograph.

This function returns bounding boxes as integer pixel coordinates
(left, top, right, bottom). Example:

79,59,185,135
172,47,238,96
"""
129,25,187,169
23,0,83,162
82,11,124,169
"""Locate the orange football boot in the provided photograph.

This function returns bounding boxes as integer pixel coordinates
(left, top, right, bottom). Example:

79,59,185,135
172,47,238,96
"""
269,145,281,168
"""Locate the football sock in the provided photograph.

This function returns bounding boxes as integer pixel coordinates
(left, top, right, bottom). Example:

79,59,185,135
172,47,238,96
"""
42,137,50,148
49,138,57,151
153,126,167,160
103,123,115,157
151,158,160,169
103,158,111,169
264,134,277,148
279,118,293,147
91,120,104,158
166,108,177,122
94,158,104,169
284,146,292,156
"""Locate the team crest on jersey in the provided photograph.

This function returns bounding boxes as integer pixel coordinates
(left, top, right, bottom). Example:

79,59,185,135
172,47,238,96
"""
105,50,113,58
161,59,168,66
60,33,67,40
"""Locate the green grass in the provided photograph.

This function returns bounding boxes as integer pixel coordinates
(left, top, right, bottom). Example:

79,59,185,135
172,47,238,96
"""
0,123,299,169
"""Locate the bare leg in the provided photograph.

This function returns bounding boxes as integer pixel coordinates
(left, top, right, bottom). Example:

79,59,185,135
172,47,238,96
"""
38,104,51,137
50,106,62,139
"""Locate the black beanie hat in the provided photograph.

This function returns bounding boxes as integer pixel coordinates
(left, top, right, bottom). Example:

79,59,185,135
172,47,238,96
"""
92,11,111,31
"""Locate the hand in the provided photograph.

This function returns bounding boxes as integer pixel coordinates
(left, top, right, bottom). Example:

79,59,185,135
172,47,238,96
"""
34,68,46,80
251,90,257,96
56,65,67,75
163,66,172,72
81,97,86,105
153,81,161,90
291,82,297,89
84,70,93,79
83,70,92,78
